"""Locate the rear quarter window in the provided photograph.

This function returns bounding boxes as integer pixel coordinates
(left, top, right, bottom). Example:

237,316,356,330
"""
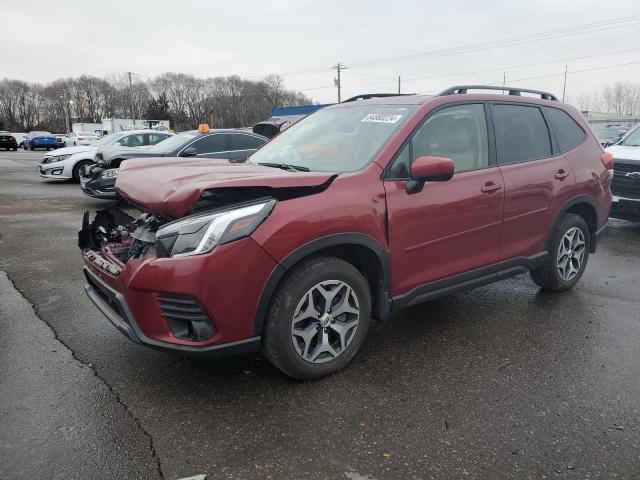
544,107,585,153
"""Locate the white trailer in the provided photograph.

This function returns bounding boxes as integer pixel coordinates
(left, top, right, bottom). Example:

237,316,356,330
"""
101,118,170,133
71,123,103,134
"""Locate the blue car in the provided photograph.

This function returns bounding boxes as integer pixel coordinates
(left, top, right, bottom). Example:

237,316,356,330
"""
24,131,57,150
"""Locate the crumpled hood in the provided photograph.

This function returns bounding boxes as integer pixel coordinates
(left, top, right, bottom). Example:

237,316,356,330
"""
606,145,640,162
115,157,336,217
43,145,98,157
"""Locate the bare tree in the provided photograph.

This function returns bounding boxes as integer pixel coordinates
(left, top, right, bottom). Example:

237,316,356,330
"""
602,82,640,116
0,72,312,132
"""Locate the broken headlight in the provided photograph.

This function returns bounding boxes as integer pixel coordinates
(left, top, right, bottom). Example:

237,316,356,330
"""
100,168,119,179
155,200,275,258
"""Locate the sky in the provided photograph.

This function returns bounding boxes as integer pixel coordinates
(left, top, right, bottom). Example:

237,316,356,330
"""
2,0,640,105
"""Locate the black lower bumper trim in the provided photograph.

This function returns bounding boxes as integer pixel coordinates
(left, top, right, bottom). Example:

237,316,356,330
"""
83,267,261,357
610,197,640,222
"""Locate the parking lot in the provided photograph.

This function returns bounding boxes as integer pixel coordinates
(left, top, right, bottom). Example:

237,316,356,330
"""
1,149,639,479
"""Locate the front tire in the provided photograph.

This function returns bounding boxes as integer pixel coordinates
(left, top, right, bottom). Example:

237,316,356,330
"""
72,160,92,182
530,213,590,292
263,256,371,380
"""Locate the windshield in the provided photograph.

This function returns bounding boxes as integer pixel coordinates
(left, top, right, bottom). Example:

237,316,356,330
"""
31,131,52,137
620,126,640,146
247,105,416,172
95,132,124,145
147,132,195,153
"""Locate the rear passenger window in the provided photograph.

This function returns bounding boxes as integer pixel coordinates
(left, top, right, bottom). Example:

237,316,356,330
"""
231,134,264,151
544,107,585,152
493,105,551,164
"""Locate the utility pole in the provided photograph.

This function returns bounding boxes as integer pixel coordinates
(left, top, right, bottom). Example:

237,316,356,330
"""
502,72,506,92
127,71,135,119
562,65,568,102
63,101,70,133
398,76,401,94
332,62,347,102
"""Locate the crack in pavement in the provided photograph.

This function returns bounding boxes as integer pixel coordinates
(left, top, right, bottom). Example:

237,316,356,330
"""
3,270,165,480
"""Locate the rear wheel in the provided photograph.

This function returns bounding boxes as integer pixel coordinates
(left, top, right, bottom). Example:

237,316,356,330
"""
72,160,92,182
263,256,371,380
530,213,590,292
30,146,34,151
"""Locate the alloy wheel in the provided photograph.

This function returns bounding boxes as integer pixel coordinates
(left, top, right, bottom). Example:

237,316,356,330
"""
290,280,360,364
556,227,586,281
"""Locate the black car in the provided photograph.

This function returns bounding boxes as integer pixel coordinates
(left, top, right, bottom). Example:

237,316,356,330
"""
80,128,268,199
0,132,18,150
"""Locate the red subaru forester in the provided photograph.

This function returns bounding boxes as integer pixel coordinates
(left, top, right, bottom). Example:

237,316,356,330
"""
80,86,612,379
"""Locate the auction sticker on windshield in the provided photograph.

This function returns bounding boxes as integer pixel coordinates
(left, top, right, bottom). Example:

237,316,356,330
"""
361,113,403,124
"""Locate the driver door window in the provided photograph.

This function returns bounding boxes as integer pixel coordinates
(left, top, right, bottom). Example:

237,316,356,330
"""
389,104,489,178
413,103,488,172
117,134,144,147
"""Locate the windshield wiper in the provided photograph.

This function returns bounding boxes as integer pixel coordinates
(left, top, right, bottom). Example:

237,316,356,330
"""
258,162,310,172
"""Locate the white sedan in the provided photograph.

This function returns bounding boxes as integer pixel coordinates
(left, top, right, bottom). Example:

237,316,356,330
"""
65,132,101,147
38,130,172,181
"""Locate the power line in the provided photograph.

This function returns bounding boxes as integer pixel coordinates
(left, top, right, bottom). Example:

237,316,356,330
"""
297,47,640,92
242,14,640,78
349,15,640,69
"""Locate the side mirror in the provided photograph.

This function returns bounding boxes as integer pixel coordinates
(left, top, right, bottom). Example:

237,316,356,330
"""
406,156,455,194
182,146,198,157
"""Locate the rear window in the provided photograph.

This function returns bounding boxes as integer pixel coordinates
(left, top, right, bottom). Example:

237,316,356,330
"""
544,107,585,152
493,105,551,164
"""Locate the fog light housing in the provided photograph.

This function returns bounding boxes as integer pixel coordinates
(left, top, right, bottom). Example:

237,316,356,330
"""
157,294,215,342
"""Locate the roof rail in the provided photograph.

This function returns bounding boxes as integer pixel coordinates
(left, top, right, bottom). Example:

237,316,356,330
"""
342,93,415,103
439,85,558,101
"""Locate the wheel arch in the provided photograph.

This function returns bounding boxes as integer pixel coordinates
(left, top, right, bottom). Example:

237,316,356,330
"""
549,195,599,253
253,233,391,336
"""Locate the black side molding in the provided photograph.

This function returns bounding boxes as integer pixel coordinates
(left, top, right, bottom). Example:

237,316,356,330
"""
392,253,548,310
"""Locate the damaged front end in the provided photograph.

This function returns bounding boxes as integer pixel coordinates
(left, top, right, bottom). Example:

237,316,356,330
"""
78,202,169,276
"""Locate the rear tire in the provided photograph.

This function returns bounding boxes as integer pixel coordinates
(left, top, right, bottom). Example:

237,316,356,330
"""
530,213,590,292
30,146,34,150
72,160,92,182
263,256,371,380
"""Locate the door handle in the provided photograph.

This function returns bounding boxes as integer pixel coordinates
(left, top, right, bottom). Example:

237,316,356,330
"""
555,169,570,180
481,182,502,193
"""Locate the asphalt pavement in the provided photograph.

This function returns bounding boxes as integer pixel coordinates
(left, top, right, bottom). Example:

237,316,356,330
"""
1,150,639,479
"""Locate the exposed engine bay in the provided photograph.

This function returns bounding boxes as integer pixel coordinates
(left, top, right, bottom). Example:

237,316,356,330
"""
78,202,167,268
78,176,337,277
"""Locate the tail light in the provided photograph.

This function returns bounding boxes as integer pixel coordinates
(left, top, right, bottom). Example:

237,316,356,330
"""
601,152,614,170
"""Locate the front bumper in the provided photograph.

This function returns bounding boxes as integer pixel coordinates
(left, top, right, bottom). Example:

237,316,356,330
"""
37,161,72,179
84,267,261,356
81,236,278,356
81,176,119,199
610,195,640,221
